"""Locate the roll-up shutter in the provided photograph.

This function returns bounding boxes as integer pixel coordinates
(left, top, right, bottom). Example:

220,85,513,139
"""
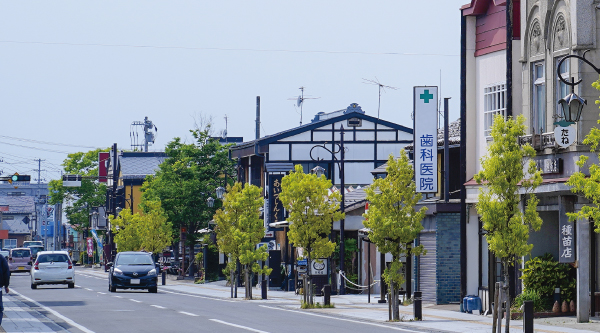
419,231,437,304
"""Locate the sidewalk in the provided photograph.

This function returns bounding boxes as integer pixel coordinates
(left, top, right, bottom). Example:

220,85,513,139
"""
80,267,600,333
0,293,68,333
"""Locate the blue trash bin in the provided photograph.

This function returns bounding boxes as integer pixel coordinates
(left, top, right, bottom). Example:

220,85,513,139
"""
463,295,482,314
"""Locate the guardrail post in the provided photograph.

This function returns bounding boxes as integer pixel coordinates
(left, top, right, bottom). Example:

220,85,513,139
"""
323,284,331,306
413,291,422,321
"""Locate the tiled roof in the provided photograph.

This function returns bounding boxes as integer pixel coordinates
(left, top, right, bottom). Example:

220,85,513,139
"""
120,153,167,179
0,196,35,214
406,118,461,150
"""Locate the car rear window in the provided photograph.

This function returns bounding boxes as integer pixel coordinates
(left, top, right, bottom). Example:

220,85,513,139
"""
37,254,70,263
12,249,31,258
116,254,154,265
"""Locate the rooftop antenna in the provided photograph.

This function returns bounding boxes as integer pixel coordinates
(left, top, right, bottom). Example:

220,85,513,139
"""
288,87,320,126
130,116,158,152
222,114,228,143
362,78,398,118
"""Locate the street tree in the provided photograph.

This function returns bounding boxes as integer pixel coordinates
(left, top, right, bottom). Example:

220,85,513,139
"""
475,114,542,333
141,123,235,275
279,164,343,306
363,150,426,321
49,148,110,263
213,182,270,299
109,201,173,254
567,79,600,228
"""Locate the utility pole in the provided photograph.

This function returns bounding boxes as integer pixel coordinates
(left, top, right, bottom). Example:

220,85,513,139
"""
34,159,45,184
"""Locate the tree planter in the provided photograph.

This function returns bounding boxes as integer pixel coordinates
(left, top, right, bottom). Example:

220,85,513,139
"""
511,311,575,320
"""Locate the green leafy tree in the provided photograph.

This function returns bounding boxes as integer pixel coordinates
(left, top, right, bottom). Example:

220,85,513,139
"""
214,182,270,299
279,165,343,305
48,148,110,264
475,114,542,333
363,150,426,321
141,123,234,275
109,201,173,254
109,209,142,252
567,78,600,228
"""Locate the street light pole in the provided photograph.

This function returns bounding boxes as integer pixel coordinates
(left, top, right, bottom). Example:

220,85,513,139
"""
309,124,346,295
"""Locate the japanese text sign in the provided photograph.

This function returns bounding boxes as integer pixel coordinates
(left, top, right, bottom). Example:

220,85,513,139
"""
559,221,575,263
414,86,438,193
268,174,285,230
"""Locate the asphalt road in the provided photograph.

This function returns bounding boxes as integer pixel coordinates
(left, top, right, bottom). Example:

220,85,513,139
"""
7,268,433,333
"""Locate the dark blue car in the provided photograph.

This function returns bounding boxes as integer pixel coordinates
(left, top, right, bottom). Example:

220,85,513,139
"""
108,252,158,293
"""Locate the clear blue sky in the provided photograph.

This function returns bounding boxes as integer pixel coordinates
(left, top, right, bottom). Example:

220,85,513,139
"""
0,1,468,180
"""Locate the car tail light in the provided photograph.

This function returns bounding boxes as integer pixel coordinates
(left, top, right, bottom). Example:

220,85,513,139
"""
8,257,11,262
34,262,39,270
68,260,72,269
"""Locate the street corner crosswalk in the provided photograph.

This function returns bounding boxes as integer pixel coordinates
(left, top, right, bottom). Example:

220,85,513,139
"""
0,294,68,333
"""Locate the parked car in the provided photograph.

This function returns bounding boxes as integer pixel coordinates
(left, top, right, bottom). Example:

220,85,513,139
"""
30,251,75,289
108,251,158,293
28,246,45,259
0,251,9,259
8,248,32,273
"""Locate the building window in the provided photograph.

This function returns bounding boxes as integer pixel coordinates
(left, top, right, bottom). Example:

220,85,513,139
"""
483,84,507,137
556,57,570,121
3,239,16,249
532,62,546,133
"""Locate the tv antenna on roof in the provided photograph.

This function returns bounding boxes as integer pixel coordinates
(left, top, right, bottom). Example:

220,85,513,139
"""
362,78,398,119
130,116,158,152
288,87,320,126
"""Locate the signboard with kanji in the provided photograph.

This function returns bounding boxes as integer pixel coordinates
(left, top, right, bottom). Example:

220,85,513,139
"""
414,86,438,193
559,221,575,263
87,237,94,258
268,174,285,230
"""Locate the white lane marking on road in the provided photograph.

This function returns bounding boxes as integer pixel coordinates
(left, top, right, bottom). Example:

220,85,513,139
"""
151,305,166,309
84,288,93,291
113,296,123,298
259,305,420,332
129,299,142,303
179,311,199,317
75,285,81,288
11,289,96,333
160,289,235,302
209,319,269,333
97,292,106,295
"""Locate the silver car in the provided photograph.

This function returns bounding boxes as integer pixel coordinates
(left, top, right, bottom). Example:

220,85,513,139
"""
30,251,75,289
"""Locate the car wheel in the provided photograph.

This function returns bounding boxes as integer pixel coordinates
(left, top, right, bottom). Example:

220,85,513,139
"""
110,284,116,293
68,283,74,289
149,287,157,293
31,283,37,290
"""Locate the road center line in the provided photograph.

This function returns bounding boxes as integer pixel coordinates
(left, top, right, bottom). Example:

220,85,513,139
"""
179,311,199,317
113,296,122,298
160,289,235,302
11,289,96,333
97,292,106,295
259,305,420,332
129,299,142,303
151,305,166,309
209,319,269,333
84,288,93,291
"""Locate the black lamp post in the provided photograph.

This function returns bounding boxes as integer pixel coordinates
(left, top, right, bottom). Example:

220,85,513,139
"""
309,124,346,295
556,53,598,125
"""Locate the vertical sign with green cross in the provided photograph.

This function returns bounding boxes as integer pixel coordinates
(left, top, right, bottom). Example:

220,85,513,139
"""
413,86,438,193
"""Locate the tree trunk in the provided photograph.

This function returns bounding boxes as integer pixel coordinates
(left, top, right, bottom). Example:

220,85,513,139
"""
307,253,313,305
189,243,195,277
492,282,499,333
245,265,250,299
503,262,510,333
393,284,400,321
390,280,396,321
496,282,503,333
230,269,234,298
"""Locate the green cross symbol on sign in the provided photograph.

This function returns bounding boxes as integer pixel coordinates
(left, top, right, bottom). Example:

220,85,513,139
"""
420,90,434,103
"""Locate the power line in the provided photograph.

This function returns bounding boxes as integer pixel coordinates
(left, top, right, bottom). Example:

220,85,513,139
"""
0,135,98,149
0,141,73,154
0,40,460,57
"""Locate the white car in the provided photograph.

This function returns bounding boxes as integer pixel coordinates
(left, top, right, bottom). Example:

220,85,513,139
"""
30,251,75,289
